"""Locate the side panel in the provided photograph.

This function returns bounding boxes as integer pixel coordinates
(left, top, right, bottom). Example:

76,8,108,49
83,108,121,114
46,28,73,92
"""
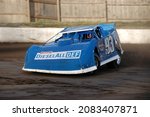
23,41,97,72
112,30,124,55
99,31,120,65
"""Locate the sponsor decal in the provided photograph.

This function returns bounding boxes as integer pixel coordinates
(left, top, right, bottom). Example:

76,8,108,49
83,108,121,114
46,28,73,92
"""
34,50,81,60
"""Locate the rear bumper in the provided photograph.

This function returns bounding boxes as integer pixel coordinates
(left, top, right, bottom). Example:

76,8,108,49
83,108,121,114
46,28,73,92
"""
22,66,97,74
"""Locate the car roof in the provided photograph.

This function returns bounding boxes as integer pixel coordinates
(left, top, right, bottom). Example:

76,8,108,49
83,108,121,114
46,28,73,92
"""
100,23,115,32
61,23,116,35
61,25,96,34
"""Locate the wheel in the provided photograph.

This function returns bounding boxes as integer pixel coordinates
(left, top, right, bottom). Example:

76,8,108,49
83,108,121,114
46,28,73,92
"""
88,53,100,75
107,56,121,68
94,53,100,69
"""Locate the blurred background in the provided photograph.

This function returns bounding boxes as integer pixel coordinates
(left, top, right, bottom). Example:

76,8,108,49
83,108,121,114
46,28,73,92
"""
0,0,150,25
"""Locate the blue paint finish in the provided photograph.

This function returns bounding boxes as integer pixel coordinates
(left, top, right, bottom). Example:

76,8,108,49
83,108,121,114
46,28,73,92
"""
23,23,123,74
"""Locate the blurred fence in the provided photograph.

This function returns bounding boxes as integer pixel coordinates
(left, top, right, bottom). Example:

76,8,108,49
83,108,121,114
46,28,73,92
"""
60,0,150,22
30,0,150,22
107,0,150,22
60,0,106,22
0,0,150,23
30,0,58,21
0,0,30,23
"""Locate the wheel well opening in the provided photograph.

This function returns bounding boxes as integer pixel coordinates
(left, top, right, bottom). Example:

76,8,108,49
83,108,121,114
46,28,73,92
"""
94,48,100,62
94,48,99,55
94,48,100,69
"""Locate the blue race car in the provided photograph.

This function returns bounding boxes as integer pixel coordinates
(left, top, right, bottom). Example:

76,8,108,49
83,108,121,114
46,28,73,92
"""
22,23,123,74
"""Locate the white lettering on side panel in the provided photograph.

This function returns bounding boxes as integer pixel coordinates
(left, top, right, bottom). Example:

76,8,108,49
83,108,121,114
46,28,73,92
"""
34,50,81,60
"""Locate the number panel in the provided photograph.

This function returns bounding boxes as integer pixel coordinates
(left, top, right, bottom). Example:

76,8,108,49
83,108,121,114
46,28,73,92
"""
104,36,115,55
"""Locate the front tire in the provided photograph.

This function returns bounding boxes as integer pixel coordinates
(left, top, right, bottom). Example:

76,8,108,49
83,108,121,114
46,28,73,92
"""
94,53,100,70
88,53,100,75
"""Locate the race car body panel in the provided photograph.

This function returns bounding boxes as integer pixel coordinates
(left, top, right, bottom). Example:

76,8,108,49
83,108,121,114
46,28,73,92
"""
23,23,123,74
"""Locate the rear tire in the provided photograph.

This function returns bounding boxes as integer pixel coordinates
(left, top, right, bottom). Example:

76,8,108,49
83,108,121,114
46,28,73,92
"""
107,56,121,68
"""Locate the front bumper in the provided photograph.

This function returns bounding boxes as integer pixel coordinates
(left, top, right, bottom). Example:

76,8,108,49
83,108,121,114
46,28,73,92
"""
22,66,97,74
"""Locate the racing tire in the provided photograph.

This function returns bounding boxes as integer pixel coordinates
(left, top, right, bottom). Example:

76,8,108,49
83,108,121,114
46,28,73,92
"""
94,54,100,69
88,54,100,75
107,56,121,68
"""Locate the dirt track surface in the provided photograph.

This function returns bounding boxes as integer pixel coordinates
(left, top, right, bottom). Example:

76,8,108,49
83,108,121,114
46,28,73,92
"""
0,43,150,100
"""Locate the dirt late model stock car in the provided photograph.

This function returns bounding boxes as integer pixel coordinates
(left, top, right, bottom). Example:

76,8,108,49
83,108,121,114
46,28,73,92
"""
22,23,123,74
